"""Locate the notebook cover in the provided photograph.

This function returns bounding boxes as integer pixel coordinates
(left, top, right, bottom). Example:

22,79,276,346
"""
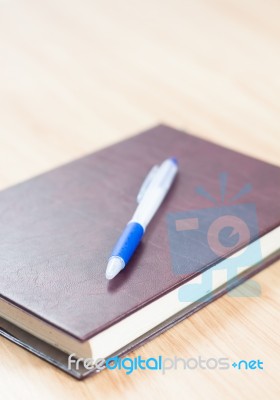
1,251,279,379
0,124,280,345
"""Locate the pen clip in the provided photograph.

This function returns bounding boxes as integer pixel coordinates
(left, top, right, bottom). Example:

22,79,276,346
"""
137,165,159,203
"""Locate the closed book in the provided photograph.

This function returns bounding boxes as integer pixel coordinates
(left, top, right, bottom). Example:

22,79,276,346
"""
0,125,279,378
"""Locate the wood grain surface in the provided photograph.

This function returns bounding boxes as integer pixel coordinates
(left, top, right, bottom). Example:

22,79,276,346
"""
0,0,279,399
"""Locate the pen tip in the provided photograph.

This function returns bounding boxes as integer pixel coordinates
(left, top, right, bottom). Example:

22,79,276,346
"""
170,157,178,166
105,257,125,280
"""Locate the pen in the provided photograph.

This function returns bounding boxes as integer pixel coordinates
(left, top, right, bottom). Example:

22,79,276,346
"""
105,157,178,279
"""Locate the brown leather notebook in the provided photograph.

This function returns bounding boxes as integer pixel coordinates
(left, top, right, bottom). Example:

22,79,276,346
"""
0,125,280,379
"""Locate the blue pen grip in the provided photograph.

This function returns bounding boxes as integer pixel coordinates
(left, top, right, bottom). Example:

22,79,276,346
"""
111,222,144,265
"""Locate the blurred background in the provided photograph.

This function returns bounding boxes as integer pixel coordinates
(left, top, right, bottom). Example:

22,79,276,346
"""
0,0,279,187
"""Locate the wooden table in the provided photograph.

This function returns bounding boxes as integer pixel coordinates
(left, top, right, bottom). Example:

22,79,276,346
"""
0,1,279,399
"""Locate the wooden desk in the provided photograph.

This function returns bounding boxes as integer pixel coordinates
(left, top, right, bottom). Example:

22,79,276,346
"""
0,1,279,399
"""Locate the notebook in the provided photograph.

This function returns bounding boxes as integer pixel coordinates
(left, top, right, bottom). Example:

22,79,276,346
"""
0,125,279,379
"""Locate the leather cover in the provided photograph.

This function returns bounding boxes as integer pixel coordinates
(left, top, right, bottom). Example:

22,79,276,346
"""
1,251,279,379
0,125,280,377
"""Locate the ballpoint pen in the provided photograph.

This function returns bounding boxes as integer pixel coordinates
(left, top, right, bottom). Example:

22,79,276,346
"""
105,157,178,280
